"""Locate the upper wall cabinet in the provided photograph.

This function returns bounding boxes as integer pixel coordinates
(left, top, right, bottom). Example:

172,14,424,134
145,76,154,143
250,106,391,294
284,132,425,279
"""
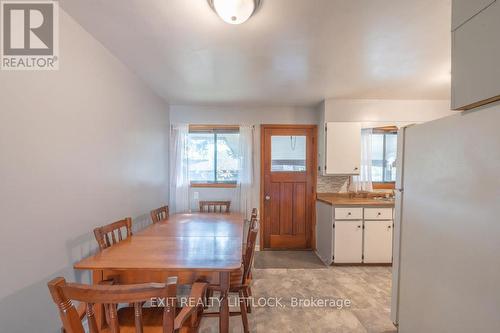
452,0,495,31
451,1,500,110
324,122,361,175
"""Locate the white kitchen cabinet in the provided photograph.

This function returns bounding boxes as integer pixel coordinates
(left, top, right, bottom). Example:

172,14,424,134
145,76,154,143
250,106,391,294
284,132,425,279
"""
315,202,394,265
452,0,495,31
363,220,393,263
451,1,500,110
333,220,363,263
324,122,361,175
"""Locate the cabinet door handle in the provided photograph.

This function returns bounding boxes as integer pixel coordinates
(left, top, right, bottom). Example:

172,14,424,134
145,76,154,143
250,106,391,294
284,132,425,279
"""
347,212,352,216
357,225,361,229
377,212,381,216
387,225,392,229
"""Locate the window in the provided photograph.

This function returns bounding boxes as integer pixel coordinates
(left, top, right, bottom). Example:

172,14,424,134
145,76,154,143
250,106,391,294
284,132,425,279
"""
371,132,397,182
271,135,307,172
187,127,239,185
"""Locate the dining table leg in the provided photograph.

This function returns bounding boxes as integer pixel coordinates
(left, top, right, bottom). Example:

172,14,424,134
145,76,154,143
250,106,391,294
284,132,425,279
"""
219,271,230,333
92,270,105,330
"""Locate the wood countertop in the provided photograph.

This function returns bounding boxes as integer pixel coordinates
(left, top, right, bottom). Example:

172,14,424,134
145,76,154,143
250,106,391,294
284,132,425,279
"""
317,193,395,207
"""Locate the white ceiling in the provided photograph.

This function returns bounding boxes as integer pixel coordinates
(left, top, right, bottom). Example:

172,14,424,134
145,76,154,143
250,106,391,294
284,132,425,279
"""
61,0,452,106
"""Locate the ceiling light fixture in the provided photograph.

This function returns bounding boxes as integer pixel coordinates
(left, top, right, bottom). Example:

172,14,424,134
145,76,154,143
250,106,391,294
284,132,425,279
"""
208,0,261,25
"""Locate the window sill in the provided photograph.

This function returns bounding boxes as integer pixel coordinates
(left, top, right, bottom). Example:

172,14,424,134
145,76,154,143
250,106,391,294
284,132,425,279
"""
190,183,238,188
372,182,396,190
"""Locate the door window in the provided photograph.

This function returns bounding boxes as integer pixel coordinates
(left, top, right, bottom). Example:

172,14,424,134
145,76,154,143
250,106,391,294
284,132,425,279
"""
271,135,306,172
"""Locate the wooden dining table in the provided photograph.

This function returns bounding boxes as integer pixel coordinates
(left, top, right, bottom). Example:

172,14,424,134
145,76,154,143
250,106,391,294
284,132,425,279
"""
74,212,245,333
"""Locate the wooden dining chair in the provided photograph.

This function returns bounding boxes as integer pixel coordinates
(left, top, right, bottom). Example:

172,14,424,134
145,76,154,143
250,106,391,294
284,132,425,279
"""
199,201,231,213
242,216,258,255
243,209,257,244
243,208,258,248
205,224,259,333
93,217,132,251
48,276,207,333
245,209,257,243
242,216,258,314
151,205,169,223
251,208,258,220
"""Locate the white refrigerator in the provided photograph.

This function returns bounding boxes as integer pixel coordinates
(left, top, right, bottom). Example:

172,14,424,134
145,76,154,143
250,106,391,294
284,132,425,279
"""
390,106,500,332
390,125,408,326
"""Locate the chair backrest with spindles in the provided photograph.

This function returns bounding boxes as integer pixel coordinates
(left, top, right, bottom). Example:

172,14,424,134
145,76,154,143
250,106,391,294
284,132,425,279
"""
251,208,258,219
243,208,258,246
199,201,231,213
47,277,178,333
242,223,259,284
246,216,258,246
93,218,132,251
150,205,169,223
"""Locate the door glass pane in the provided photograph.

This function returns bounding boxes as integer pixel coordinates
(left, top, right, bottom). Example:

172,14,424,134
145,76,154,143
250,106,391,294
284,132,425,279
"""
216,133,239,182
271,136,306,172
188,132,215,182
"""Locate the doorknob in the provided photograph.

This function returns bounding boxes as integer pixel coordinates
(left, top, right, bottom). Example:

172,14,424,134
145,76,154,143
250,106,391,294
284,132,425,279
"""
265,195,271,200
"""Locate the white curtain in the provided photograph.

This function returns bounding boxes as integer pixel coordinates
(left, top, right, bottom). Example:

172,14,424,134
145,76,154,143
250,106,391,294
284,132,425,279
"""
238,125,254,219
349,128,373,192
170,124,190,213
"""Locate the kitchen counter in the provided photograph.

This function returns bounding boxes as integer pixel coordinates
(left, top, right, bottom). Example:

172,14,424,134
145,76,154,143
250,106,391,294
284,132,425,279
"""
317,193,395,207
316,193,395,266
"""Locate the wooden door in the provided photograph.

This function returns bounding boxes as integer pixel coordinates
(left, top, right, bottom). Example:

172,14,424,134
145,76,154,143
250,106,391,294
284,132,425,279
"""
261,125,317,249
333,220,363,263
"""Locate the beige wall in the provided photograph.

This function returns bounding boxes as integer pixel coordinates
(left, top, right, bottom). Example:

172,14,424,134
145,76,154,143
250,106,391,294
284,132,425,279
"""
318,98,455,193
169,105,319,213
0,10,169,333
170,100,454,202
323,98,454,123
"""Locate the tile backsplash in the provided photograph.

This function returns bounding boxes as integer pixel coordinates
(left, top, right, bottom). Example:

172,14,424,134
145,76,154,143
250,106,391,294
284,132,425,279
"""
317,175,349,193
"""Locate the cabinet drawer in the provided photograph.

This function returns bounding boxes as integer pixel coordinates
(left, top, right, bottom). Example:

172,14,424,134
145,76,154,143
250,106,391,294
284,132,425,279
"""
364,208,393,220
334,207,363,220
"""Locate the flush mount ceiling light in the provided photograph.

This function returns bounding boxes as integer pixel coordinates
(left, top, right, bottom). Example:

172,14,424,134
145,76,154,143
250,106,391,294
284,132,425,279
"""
208,0,261,25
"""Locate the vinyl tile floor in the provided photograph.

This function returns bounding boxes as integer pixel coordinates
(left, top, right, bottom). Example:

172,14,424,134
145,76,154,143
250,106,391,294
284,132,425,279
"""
199,262,396,332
